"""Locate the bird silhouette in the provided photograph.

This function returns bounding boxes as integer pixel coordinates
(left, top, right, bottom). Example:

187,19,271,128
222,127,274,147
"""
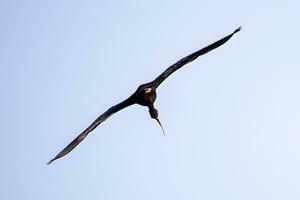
47,27,241,164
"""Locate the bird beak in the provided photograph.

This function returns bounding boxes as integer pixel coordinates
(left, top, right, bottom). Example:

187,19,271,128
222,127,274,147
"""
155,117,165,135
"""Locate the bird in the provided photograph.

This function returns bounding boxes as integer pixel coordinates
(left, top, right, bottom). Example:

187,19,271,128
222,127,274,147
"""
47,27,241,165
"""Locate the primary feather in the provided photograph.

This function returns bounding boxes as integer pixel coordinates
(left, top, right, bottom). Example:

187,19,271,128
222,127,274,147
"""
151,27,241,88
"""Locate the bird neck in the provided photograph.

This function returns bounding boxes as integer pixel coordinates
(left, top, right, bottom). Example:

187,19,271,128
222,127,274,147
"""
148,104,158,119
148,104,154,110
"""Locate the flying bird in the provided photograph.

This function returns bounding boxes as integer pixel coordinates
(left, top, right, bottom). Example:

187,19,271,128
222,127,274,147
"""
48,27,241,164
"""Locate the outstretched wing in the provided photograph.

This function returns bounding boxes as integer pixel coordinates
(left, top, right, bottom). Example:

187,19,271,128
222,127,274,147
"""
47,97,135,164
151,27,241,88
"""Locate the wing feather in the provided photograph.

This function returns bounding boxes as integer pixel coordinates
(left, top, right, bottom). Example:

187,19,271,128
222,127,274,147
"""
47,97,135,164
152,27,241,88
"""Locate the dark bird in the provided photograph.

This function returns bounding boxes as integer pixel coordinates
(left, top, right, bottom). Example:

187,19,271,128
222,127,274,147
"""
47,27,241,164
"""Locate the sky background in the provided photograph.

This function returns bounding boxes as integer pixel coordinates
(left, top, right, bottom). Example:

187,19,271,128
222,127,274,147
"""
1,0,300,199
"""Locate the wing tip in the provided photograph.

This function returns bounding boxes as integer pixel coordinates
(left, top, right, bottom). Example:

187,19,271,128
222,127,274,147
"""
234,26,242,34
47,158,55,165
47,160,52,165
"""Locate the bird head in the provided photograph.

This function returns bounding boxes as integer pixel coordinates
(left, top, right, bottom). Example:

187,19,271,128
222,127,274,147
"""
149,107,165,135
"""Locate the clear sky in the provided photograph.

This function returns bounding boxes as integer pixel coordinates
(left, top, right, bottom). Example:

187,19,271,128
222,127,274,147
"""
1,0,300,199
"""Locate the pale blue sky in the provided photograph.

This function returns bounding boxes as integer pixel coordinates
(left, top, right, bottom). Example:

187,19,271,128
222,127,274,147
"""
1,0,300,199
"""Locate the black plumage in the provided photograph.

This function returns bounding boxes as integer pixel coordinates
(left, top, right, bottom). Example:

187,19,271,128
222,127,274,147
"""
47,27,241,164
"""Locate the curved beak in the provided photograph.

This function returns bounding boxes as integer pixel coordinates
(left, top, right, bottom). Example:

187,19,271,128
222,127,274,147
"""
155,117,165,135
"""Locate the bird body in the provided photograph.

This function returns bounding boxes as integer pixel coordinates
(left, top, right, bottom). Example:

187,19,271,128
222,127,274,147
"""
134,84,157,106
48,27,241,165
